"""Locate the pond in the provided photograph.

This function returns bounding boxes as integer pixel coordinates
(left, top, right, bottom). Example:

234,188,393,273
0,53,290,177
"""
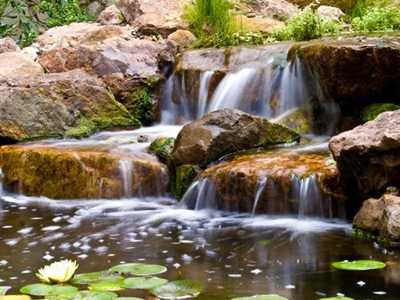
0,194,399,299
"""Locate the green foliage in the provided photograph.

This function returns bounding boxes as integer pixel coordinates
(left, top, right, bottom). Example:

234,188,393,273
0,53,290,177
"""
350,6,400,32
332,260,386,270
272,9,342,41
183,0,236,47
36,0,95,28
0,0,40,46
361,103,400,122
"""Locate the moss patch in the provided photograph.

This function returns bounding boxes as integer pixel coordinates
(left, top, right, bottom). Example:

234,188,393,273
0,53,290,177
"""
260,122,301,145
361,103,400,122
173,164,202,199
149,138,175,163
352,227,400,247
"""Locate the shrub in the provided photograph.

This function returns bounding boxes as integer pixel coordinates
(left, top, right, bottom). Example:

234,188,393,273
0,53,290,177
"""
0,0,40,46
351,6,400,31
272,8,342,41
37,0,95,28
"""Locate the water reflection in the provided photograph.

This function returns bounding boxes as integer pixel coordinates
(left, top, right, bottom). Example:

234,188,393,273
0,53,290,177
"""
0,195,399,299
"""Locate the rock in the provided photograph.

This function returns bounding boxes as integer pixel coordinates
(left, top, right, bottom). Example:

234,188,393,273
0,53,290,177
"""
174,164,202,199
167,30,196,48
185,152,346,216
37,23,177,122
353,194,400,243
171,109,300,167
0,37,20,53
286,0,352,10
99,5,124,25
0,52,44,76
237,0,298,20
316,5,345,22
292,38,400,113
0,70,137,141
20,46,40,61
0,145,168,199
235,16,284,35
116,0,188,37
329,110,400,198
148,137,175,163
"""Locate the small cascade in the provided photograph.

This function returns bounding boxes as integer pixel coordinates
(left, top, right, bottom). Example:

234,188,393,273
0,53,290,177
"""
0,168,3,197
160,49,317,125
251,177,268,217
118,160,133,198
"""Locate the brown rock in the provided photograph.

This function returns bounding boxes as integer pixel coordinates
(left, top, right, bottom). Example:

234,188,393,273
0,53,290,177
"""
0,145,168,199
167,30,196,48
353,198,385,233
171,109,300,167
0,70,136,141
235,16,284,35
329,110,400,198
316,5,345,22
236,0,298,20
0,52,44,76
0,37,20,53
99,5,124,25
287,0,352,10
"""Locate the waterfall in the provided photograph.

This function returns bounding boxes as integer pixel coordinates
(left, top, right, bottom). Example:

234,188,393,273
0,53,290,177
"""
160,50,315,125
118,160,133,198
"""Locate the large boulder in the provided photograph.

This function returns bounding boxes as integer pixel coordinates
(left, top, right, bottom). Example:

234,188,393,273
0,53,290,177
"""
287,0,352,10
235,0,298,20
329,110,400,198
184,152,346,217
0,145,168,199
291,38,400,113
0,37,20,53
353,193,400,243
36,23,177,122
115,0,188,37
0,70,137,141
171,109,300,167
0,52,44,76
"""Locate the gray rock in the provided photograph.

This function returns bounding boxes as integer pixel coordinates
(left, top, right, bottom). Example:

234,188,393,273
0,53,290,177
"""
99,5,124,25
171,109,300,167
0,37,20,53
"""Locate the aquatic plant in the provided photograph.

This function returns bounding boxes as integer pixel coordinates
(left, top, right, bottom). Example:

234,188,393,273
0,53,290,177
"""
332,260,386,270
36,259,79,284
272,8,342,41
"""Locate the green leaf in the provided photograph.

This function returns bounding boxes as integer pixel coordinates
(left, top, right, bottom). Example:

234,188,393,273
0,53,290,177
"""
0,296,32,300
71,272,123,285
20,284,78,296
150,280,203,299
58,290,118,300
231,295,289,300
121,277,168,289
109,264,167,276
112,298,144,300
90,281,124,292
317,297,355,300
332,260,386,271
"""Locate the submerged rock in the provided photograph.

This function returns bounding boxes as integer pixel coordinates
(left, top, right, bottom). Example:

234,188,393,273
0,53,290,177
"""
0,145,169,199
171,109,300,167
36,23,176,123
354,194,400,243
329,110,400,198
184,152,346,217
0,70,137,141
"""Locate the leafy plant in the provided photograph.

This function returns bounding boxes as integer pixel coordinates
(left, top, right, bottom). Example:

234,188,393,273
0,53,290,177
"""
183,0,236,47
36,0,95,28
272,8,342,41
350,6,400,31
0,0,40,46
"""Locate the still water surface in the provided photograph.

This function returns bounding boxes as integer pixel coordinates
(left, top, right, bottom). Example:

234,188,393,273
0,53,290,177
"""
0,195,399,299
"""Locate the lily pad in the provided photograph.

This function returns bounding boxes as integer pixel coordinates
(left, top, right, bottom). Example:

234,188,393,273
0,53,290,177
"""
150,280,203,299
90,281,124,292
113,298,144,300
71,273,123,285
109,264,167,276
0,296,32,300
231,295,289,300
317,297,354,300
20,284,78,296
121,277,168,289
332,260,386,271
59,290,118,300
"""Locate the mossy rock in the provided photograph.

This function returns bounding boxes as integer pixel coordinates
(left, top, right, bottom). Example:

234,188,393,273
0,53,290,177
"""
173,164,202,199
120,76,161,124
277,105,313,134
361,103,400,123
149,138,175,163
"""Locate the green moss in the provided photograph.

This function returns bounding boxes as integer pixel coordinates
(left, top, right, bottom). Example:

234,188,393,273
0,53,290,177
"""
260,122,301,145
352,227,400,247
361,103,400,122
173,164,201,199
149,138,175,162
22,132,63,142
122,76,161,122
277,105,313,134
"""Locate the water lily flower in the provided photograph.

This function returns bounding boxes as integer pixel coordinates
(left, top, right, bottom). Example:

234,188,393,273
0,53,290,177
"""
36,259,79,283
